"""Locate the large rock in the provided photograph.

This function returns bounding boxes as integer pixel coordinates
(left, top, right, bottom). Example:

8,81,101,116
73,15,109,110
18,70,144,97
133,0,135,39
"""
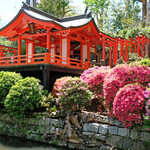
123,138,133,149
83,123,89,132
50,119,59,127
141,132,150,142
133,141,146,150
100,145,111,150
82,132,94,136
99,124,109,135
89,123,99,133
108,126,118,135
118,128,128,137
94,134,107,141
84,123,99,133
130,130,140,140
106,135,123,149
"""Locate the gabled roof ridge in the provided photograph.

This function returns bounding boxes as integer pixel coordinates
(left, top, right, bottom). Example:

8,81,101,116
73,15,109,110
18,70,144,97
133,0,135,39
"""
22,2,60,22
60,13,91,22
22,2,92,23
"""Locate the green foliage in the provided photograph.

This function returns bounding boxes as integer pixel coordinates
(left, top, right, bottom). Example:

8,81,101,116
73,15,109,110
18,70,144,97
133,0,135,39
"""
108,0,141,37
84,0,110,30
0,71,23,107
130,58,150,67
36,0,79,18
5,77,44,119
139,59,150,67
40,93,57,113
57,77,93,111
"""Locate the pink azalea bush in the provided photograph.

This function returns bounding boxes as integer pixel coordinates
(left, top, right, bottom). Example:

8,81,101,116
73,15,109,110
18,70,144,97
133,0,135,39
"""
104,64,150,117
81,66,110,112
57,77,93,111
144,83,150,130
52,76,73,97
113,84,145,127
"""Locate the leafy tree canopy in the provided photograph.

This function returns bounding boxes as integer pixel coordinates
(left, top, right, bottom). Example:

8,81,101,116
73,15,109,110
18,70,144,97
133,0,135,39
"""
36,0,80,18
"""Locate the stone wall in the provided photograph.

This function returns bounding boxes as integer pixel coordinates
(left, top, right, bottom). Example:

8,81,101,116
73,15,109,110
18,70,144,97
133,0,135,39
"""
0,112,150,150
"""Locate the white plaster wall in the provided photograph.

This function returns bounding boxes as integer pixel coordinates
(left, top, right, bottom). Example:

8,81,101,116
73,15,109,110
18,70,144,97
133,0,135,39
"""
83,45,87,61
51,44,55,62
62,38,67,64
28,43,32,63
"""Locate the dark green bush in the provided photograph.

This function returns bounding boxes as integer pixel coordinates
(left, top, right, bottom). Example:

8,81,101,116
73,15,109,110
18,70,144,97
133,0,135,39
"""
5,77,44,118
0,71,23,107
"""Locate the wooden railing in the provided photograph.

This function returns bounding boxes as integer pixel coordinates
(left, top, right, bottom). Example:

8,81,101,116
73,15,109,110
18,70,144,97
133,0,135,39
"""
0,45,17,56
0,53,90,69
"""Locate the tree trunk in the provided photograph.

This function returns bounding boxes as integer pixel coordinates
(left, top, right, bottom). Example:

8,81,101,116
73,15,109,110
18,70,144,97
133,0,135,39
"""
142,0,147,27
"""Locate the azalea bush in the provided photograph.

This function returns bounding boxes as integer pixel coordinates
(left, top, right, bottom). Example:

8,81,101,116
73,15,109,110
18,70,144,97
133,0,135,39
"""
104,64,150,117
81,66,110,112
0,71,23,108
113,84,145,127
57,77,93,111
5,77,45,119
52,76,73,97
143,84,150,131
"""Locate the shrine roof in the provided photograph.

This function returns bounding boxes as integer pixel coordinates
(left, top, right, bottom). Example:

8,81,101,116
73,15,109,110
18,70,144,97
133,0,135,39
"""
0,2,94,32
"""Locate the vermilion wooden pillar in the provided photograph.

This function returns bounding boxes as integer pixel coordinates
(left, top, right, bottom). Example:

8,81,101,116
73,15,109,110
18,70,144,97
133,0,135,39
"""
102,38,105,60
47,30,51,52
124,41,128,62
26,41,28,55
109,43,111,67
67,35,70,58
18,34,21,56
120,42,124,58
80,43,83,61
60,37,62,56
87,41,90,67
0,47,2,58
130,42,132,57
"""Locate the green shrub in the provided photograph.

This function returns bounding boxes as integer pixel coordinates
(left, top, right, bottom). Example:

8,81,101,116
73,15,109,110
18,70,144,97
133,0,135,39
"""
0,71,22,107
57,77,93,111
130,58,150,67
140,58,150,67
5,77,44,118
40,93,57,113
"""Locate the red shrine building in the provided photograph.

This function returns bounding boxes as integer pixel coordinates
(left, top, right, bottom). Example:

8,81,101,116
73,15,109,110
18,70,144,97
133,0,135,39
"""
0,2,149,90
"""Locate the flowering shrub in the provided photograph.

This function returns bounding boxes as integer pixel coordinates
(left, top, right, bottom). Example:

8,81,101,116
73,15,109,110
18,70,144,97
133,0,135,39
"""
103,76,121,117
113,84,145,127
80,66,100,83
81,66,110,112
52,76,73,97
104,64,150,117
57,77,93,111
144,84,150,130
